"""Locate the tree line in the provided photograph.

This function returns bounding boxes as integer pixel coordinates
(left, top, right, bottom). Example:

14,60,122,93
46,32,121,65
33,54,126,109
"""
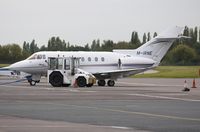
0,26,200,65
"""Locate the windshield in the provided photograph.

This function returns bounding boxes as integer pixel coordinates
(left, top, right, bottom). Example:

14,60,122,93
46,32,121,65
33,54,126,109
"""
27,54,46,60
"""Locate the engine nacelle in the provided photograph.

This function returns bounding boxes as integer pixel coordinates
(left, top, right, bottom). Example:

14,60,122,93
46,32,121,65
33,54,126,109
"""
120,57,155,68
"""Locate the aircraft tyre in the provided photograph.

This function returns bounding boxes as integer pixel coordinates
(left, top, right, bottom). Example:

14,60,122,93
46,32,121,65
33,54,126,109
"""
98,80,106,86
107,80,115,87
76,76,86,87
29,80,36,86
49,71,63,87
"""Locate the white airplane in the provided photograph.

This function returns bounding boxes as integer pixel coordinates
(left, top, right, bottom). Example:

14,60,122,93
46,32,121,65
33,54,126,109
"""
1,26,184,86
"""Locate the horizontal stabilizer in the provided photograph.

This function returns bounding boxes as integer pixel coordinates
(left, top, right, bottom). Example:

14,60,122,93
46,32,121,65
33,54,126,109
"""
157,26,184,39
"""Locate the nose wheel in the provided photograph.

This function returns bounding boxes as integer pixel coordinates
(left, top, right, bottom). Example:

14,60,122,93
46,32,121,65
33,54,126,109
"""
27,75,41,86
28,80,37,86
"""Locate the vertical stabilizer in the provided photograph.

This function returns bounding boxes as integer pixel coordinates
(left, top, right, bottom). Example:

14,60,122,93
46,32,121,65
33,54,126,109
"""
135,26,184,65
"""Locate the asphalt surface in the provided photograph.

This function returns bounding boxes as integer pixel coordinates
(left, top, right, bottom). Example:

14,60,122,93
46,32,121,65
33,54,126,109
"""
0,77,200,132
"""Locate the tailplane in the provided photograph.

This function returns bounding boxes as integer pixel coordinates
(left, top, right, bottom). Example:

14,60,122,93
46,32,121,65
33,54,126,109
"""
113,26,184,66
135,26,184,65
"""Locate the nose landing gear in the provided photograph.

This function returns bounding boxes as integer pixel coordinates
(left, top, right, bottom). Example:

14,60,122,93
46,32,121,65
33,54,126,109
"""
27,74,41,86
28,80,37,86
28,79,40,86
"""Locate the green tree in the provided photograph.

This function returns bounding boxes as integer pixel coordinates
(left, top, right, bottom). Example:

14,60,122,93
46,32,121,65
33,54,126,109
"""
1,45,10,63
101,40,114,51
22,41,31,59
30,40,39,54
199,28,200,42
40,45,47,51
183,26,190,45
84,44,90,51
153,32,157,38
23,41,30,52
147,32,151,41
194,27,198,43
114,41,133,49
91,39,101,51
189,28,195,44
168,44,197,65
0,45,2,62
0,44,23,63
68,45,88,51
142,33,147,44
9,44,23,62
183,26,189,36
131,31,141,45
47,37,67,51
91,40,97,51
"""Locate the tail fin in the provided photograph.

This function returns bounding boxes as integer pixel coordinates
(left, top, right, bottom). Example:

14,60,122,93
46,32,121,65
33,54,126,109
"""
135,26,184,65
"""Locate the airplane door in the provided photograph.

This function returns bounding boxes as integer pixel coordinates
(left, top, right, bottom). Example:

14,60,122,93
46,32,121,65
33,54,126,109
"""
118,58,122,69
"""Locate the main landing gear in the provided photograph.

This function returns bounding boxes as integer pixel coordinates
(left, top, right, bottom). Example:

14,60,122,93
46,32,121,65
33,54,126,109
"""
107,80,115,87
97,80,115,87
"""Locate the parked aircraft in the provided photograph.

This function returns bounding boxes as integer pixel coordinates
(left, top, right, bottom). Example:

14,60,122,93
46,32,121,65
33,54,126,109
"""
1,26,184,86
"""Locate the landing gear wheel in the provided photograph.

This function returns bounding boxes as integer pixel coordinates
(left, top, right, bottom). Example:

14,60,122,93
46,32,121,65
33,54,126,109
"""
98,80,106,86
76,77,86,87
29,80,36,86
107,80,115,87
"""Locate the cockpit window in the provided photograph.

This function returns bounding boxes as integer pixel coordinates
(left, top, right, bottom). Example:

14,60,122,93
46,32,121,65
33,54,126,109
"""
27,54,45,60
37,54,43,59
27,54,37,60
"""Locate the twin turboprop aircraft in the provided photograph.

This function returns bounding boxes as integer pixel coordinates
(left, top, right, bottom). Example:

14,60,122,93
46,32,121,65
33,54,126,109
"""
1,26,184,87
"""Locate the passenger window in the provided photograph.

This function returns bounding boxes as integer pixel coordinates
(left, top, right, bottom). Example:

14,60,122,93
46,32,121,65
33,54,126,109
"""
43,55,46,59
101,57,105,62
88,57,91,62
81,57,85,62
95,57,98,62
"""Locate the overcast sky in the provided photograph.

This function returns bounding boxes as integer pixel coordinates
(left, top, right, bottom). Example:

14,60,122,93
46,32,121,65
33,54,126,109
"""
0,0,200,47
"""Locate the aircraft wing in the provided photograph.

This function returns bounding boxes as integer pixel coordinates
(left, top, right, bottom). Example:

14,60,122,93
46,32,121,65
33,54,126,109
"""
93,67,154,80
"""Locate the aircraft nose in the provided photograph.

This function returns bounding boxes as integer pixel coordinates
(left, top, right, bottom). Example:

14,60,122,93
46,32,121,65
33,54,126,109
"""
8,60,26,70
